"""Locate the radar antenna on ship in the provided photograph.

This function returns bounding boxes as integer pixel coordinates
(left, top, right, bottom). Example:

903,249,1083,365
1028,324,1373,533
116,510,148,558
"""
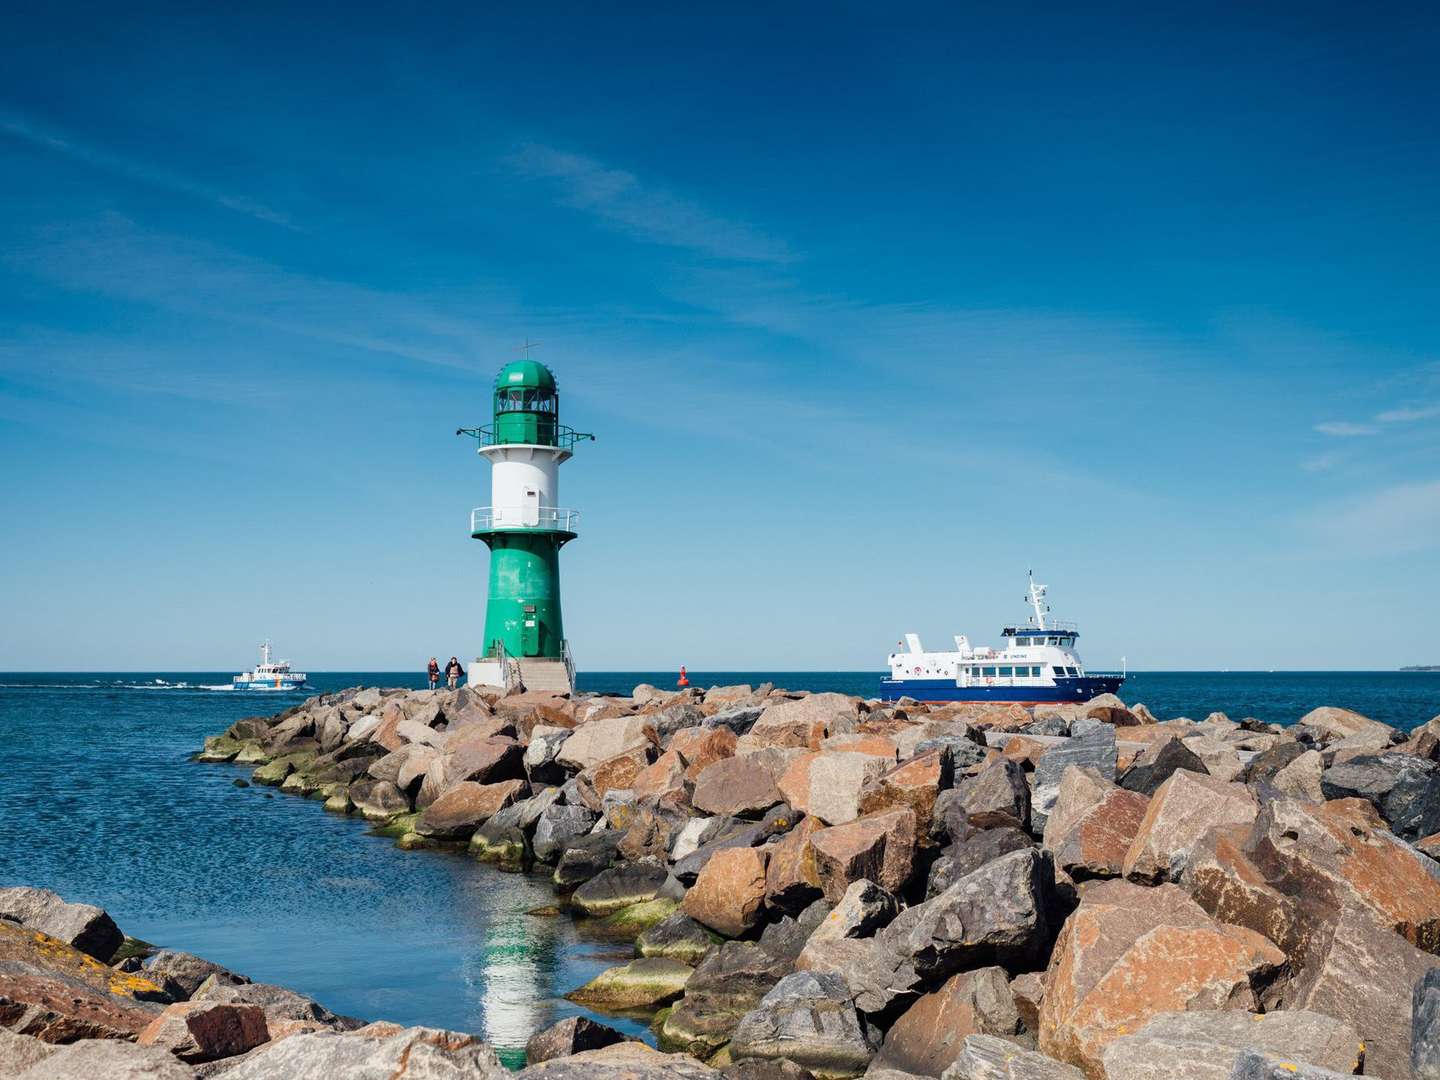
1027,571,1050,631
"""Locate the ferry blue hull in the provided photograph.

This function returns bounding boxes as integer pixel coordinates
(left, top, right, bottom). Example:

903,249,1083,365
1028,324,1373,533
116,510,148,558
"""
878,675,1124,704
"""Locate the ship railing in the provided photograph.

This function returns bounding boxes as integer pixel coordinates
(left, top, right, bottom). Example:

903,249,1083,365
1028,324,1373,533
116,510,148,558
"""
470,506,580,534
457,424,595,452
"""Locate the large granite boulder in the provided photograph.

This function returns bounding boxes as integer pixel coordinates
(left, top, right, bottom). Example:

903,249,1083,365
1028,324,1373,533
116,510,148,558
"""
1319,753,1440,840
0,920,164,1041
572,862,673,917
683,847,770,937
11,1039,194,1079
1031,728,1118,831
135,1000,268,1063
730,971,877,1077
1098,1009,1363,1080
557,716,655,770
1414,968,1440,1080
693,752,792,817
1119,738,1208,796
516,1040,719,1078
873,966,1026,1076
806,880,898,944
779,751,891,825
524,1016,628,1065
1042,767,1149,882
739,694,860,751
1295,706,1396,750
566,957,693,1009
140,950,240,1000
1246,796,1440,952
809,809,916,902
189,973,357,1029
552,831,622,890
532,803,598,863
956,760,1031,831
661,942,792,1058
1281,902,1434,1080
858,750,951,837
1122,770,1258,884
0,888,123,962
1038,880,1284,1077
943,1033,1084,1079
415,779,526,840
219,1024,507,1079
637,912,720,966
764,815,826,914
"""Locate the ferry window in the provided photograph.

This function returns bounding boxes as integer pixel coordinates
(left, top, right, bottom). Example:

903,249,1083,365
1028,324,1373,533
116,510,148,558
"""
1028,666,1040,676
998,666,1012,677
982,666,997,677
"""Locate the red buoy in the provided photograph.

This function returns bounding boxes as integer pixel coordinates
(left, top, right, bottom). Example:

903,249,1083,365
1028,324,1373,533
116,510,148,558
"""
677,666,690,687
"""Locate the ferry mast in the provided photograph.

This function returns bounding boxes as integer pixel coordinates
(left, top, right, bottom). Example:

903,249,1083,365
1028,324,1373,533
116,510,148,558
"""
457,355,593,692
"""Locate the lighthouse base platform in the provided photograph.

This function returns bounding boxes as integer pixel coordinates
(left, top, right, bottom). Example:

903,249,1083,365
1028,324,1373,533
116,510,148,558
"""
468,656,574,695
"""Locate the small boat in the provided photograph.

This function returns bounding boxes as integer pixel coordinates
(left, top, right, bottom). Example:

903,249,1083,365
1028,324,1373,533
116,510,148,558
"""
879,574,1125,703
232,641,308,691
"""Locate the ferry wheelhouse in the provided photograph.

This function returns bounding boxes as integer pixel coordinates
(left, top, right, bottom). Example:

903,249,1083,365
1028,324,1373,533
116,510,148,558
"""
232,641,307,691
879,576,1124,703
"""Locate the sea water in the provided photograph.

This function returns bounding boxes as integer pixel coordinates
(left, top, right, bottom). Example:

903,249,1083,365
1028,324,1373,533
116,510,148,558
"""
0,670,1435,1062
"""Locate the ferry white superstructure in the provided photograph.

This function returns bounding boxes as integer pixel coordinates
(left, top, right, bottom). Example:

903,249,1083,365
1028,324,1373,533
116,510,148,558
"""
879,575,1125,703
232,641,307,691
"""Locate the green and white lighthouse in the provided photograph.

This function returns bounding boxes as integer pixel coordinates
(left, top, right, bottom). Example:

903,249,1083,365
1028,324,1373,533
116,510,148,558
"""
457,358,593,692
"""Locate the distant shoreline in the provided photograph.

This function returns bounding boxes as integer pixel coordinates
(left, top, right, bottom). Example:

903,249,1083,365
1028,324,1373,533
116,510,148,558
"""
1402,665,1440,672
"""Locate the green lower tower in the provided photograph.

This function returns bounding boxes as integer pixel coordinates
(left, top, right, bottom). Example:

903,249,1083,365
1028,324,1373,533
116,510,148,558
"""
457,358,592,690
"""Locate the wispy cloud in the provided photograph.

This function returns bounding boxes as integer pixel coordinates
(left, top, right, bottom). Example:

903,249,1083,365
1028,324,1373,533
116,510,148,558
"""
1302,479,1440,555
1314,420,1378,437
505,143,793,264
1302,450,1346,473
1,114,295,229
1377,402,1440,423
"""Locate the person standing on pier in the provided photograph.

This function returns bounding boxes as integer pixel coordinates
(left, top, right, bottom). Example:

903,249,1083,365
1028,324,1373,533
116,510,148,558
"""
427,657,440,690
445,656,462,689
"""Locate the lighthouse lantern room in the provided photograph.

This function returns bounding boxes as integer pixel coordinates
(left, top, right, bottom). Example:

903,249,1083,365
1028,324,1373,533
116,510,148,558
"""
457,358,593,692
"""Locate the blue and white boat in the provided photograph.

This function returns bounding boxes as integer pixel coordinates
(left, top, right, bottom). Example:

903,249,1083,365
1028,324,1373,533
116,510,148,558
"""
880,575,1124,703
232,641,307,691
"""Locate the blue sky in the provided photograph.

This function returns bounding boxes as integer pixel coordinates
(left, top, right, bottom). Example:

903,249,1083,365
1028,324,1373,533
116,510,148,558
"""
2,2,1438,671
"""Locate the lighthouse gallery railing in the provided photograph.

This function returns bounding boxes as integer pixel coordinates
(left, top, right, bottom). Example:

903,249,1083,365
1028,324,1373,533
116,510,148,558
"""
470,506,580,533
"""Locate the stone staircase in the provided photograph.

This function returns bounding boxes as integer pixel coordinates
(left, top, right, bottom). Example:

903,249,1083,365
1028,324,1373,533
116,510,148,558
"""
514,657,573,694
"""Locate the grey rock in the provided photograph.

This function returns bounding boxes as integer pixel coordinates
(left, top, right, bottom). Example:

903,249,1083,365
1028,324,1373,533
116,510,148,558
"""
219,1026,507,1079
0,887,123,962
525,1016,629,1065
1415,967,1440,1079
731,971,877,1076
759,899,831,963
1227,1050,1357,1080
348,777,411,819
14,1040,192,1079
914,736,987,771
0,1030,56,1075
1243,740,1308,785
1099,1010,1364,1080
571,861,671,916
807,880,898,944
940,1034,1084,1079
190,973,359,1029
673,805,793,883
1119,739,1209,796
671,816,728,861
1031,728,1117,830
524,729,571,785
638,912,719,966
1023,715,1071,738
704,706,766,735
661,941,793,1058
957,761,1031,831
532,803,598,863
516,1041,721,1078
552,830,621,889
1320,752,1440,840
929,829,1035,897
142,949,242,999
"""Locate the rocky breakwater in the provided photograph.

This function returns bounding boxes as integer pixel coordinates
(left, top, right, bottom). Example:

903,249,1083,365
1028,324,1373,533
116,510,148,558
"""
197,684,1440,1079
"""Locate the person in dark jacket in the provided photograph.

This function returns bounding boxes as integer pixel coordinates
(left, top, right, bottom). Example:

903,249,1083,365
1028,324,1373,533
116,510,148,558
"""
445,656,462,689
427,657,440,690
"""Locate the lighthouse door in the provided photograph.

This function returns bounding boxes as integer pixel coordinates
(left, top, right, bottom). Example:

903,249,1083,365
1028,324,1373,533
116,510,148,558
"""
521,487,540,527
521,604,539,655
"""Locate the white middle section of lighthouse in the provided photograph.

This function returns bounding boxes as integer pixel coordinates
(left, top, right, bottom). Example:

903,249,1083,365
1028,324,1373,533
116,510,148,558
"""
479,444,571,528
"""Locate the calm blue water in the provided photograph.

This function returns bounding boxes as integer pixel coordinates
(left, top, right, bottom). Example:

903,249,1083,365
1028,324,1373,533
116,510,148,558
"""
0,669,1435,1061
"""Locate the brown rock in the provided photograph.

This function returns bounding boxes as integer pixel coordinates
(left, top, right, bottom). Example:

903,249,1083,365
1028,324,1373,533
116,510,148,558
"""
777,750,889,825
415,779,527,839
445,730,524,785
617,801,691,863
809,809,916,902
1038,880,1285,1077
1183,824,1300,959
1179,736,1245,783
683,848,770,937
999,735,1051,767
137,1001,269,1062
857,750,950,839
1270,749,1325,801
632,750,688,800
1010,971,1046,1034
958,759,1031,830
739,693,860,751
1284,903,1433,1080
671,727,738,779
1296,705,1396,749
1122,770,1258,884
0,921,163,1042
578,747,651,803
1246,796,1440,953
558,715,656,770
371,702,407,752
763,816,825,914
496,691,578,738
692,751,792,817
1042,767,1149,881
874,966,1025,1076
820,732,899,759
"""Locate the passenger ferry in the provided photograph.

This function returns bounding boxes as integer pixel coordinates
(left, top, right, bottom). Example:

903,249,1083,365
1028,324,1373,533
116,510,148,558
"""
232,641,307,691
879,575,1124,703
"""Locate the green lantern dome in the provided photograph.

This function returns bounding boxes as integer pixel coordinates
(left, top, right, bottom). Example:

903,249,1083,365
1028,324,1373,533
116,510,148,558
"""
494,359,557,393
